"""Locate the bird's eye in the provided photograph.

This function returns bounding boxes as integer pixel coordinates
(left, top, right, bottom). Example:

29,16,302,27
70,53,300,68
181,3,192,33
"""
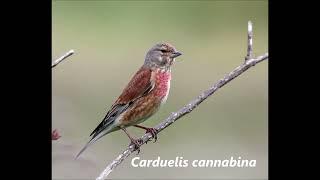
160,49,167,53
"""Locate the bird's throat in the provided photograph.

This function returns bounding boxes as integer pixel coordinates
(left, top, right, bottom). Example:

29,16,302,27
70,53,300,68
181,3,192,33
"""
154,69,171,103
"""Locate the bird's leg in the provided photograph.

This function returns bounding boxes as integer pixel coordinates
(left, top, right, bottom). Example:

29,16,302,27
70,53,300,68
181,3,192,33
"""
134,125,158,143
120,127,142,154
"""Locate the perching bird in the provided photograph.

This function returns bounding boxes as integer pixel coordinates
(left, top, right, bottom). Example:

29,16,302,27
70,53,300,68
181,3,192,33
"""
76,43,182,158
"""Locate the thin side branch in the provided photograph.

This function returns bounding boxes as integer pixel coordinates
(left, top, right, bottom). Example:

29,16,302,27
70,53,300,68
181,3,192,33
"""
245,21,253,61
96,21,268,180
52,49,74,68
52,49,74,140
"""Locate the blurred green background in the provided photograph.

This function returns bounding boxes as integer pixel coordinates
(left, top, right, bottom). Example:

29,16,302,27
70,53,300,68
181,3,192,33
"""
52,1,268,179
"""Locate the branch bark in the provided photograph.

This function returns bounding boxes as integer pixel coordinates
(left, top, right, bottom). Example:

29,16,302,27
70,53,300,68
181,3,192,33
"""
96,21,268,180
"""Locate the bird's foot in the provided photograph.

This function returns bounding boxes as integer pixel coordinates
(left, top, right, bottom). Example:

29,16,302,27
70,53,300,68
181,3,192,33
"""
145,128,158,143
129,138,143,154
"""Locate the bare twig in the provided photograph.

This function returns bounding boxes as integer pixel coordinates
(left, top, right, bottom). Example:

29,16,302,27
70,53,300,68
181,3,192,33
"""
245,21,253,61
52,49,74,68
52,49,74,140
96,21,268,180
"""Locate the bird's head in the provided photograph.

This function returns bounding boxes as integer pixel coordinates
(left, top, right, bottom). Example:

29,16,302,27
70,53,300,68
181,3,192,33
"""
144,42,182,70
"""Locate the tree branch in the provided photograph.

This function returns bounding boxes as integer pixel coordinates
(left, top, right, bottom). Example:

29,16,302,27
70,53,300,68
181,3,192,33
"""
52,49,74,68
96,21,268,180
52,49,75,140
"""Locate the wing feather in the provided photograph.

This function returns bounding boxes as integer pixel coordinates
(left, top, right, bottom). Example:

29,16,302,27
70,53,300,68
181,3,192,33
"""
89,66,154,137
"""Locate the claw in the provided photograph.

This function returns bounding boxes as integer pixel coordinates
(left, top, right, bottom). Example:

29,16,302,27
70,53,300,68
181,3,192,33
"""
145,128,158,143
133,125,158,143
129,138,143,154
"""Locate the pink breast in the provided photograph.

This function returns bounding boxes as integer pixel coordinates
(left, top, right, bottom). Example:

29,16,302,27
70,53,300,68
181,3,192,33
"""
154,71,171,98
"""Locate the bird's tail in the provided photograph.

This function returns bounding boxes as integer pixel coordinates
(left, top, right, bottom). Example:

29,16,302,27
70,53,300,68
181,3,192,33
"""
75,126,115,159
75,138,95,159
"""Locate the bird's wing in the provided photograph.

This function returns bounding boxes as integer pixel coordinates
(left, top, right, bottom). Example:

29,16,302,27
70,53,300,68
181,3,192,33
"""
89,66,155,138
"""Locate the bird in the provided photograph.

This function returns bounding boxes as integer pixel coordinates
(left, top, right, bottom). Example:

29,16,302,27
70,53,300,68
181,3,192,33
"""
75,42,182,158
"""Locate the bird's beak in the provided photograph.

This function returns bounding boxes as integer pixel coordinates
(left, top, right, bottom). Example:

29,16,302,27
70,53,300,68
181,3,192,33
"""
171,51,182,58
